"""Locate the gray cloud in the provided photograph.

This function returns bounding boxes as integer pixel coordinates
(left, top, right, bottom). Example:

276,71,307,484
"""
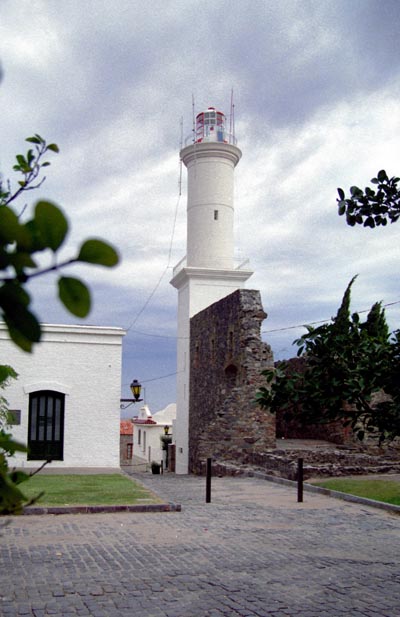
1,0,399,410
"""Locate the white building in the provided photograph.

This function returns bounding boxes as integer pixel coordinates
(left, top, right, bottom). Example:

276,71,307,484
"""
0,323,125,469
132,403,176,468
170,106,253,474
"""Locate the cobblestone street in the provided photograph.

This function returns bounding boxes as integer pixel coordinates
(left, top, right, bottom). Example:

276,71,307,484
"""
1,473,399,616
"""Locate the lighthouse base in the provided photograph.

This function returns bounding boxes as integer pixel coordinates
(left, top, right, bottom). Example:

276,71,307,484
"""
171,265,253,475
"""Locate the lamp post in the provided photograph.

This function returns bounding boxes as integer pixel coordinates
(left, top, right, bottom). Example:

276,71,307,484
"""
120,379,143,409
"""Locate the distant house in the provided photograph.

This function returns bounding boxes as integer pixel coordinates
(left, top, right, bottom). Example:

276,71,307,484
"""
120,420,134,466
132,403,176,469
0,323,125,469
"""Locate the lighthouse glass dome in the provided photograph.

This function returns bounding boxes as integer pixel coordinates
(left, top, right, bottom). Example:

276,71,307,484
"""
192,107,237,145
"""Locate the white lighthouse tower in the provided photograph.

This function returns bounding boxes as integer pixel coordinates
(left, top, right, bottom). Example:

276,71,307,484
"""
170,106,253,474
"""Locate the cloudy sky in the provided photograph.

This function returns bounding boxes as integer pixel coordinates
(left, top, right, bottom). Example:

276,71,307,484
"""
1,0,399,413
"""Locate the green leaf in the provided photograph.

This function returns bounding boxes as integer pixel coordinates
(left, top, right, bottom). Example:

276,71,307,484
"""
0,281,30,310
58,276,91,317
46,143,59,153
377,169,388,182
9,252,37,271
0,206,20,243
364,217,375,228
21,220,46,252
25,136,41,145
350,186,362,198
77,239,119,267
0,365,18,385
0,432,27,454
337,188,345,200
0,285,40,349
34,200,68,251
2,306,41,353
9,469,30,484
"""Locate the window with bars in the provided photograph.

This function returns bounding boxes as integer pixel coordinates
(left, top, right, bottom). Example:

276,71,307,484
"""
28,391,65,461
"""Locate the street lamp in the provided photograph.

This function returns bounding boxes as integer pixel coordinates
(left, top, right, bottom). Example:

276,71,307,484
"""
120,379,143,409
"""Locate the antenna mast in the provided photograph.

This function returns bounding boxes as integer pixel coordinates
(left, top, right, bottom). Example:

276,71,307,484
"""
231,90,236,143
191,94,196,144
179,116,183,195
229,88,234,137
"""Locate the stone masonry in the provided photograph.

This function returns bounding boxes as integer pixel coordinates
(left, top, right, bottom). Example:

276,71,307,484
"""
189,289,275,473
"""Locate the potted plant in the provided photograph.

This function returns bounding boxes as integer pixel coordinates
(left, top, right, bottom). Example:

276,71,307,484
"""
151,461,161,474
160,431,172,469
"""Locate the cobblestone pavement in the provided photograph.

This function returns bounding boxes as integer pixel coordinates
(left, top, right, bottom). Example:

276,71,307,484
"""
1,473,399,617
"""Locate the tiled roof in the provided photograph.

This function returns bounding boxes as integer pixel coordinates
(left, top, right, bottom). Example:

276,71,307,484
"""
120,420,134,435
132,418,157,425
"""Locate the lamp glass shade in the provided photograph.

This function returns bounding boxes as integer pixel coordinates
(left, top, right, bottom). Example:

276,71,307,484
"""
130,379,142,401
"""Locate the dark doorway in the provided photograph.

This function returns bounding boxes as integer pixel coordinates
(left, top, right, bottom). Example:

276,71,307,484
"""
224,363,238,387
28,391,65,460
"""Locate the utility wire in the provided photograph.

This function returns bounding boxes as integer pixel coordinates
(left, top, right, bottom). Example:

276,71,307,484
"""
122,302,400,388
262,299,400,335
124,329,188,341
124,299,400,339
142,370,180,383
122,369,181,388
124,191,181,332
125,266,169,332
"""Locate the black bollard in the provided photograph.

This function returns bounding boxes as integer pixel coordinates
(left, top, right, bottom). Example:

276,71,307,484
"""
206,457,212,503
297,458,304,503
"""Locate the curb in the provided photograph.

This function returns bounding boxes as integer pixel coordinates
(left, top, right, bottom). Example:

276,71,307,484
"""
247,470,400,514
23,503,182,515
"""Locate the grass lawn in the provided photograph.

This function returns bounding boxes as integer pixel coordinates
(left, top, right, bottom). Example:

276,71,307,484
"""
21,474,160,506
311,477,400,506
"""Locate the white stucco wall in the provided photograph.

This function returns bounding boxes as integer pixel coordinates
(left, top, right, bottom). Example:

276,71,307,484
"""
171,138,253,475
0,323,125,468
171,267,252,474
133,424,164,465
133,403,175,466
181,142,241,270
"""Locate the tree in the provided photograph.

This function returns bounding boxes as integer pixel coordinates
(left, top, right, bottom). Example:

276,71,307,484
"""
0,134,119,351
256,278,400,444
0,135,120,514
0,366,43,515
337,170,400,228
0,365,18,428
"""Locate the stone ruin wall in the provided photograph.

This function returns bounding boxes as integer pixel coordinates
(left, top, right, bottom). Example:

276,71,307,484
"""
274,358,362,446
189,289,275,473
120,433,133,466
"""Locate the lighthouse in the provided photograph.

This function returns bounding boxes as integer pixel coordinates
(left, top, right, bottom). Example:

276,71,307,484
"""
170,106,253,474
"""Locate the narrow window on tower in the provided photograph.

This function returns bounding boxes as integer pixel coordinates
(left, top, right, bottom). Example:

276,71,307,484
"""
228,329,234,354
194,342,200,368
210,337,215,364
214,210,219,220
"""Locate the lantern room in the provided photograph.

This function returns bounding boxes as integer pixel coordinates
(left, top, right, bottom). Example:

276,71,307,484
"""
195,107,227,143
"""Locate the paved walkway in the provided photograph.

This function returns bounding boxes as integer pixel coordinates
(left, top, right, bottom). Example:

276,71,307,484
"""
1,473,399,616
